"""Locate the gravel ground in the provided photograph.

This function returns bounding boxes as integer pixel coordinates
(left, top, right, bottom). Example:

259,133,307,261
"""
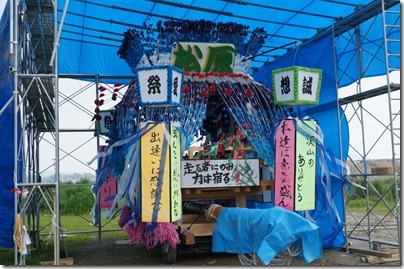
63,211,402,266
67,238,383,266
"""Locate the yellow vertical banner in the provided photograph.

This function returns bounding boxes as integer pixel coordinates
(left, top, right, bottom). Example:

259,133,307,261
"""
141,123,171,223
170,124,182,222
294,119,317,211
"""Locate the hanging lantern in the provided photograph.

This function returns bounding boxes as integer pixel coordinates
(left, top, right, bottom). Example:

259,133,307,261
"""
96,109,115,135
134,65,183,107
272,66,322,106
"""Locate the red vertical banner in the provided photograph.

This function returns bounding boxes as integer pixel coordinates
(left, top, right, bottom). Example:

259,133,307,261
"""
100,173,117,208
98,146,117,209
274,119,296,211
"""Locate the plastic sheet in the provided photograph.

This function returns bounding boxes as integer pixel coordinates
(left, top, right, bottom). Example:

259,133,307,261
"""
212,206,322,265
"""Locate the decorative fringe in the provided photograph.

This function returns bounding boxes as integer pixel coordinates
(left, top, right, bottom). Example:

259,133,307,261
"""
123,219,180,250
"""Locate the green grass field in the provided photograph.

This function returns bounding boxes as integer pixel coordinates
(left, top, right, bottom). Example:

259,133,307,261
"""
0,213,127,265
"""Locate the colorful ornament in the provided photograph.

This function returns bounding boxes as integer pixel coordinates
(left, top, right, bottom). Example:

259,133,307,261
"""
183,86,190,93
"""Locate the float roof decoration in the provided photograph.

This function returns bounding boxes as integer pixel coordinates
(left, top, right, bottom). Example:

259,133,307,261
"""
117,19,267,72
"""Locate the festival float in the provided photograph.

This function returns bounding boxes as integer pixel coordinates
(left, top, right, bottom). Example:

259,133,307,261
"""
88,19,326,265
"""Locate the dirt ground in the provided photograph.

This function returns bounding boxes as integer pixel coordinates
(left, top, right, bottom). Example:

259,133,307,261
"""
60,210,400,266
66,237,400,266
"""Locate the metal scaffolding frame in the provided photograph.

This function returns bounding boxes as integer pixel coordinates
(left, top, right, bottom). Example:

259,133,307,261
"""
334,0,400,252
9,0,61,265
5,0,400,265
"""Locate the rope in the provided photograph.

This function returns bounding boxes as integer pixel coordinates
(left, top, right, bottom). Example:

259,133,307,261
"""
13,213,24,252
237,241,302,266
204,204,222,221
270,241,301,265
238,253,261,265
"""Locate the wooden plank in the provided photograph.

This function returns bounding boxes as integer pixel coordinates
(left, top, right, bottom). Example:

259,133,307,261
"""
181,180,273,198
235,195,247,207
362,255,400,264
40,258,74,266
182,214,210,223
181,233,195,245
260,180,274,188
183,188,191,195
340,247,393,258
182,222,216,237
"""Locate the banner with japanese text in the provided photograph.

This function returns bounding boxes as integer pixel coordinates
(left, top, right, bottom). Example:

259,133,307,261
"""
274,119,296,211
141,123,171,223
181,159,260,188
171,42,236,73
100,173,117,209
170,124,182,222
294,119,317,211
98,145,118,209
97,110,114,135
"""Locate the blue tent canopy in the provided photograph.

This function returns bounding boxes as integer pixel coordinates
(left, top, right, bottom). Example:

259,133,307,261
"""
55,0,399,81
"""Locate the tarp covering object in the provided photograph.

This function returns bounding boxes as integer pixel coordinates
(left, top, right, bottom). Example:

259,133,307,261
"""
212,206,322,265
0,0,20,248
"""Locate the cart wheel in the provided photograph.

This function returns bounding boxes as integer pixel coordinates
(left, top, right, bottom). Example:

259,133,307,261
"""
161,242,177,264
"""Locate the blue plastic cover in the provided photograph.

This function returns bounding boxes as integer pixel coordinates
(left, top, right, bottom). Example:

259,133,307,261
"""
0,0,19,248
253,34,348,249
212,206,322,265
54,0,400,81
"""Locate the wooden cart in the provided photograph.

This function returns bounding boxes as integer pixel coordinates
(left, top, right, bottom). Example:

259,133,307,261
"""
161,146,274,263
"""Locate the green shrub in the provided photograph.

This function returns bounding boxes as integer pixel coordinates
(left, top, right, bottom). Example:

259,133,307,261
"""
40,178,95,215
345,177,400,212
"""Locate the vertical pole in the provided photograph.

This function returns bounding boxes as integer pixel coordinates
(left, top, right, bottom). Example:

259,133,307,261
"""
12,0,19,264
380,0,400,246
53,0,60,265
95,75,102,242
354,26,372,250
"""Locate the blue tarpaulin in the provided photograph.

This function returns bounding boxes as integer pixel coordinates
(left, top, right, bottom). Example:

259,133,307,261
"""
212,207,322,265
253,34,349,249
0,0,20,248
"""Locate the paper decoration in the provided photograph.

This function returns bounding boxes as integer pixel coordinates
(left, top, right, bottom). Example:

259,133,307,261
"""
96,110,114,135
274,119,296,211
294,119,317,211
97,145,118,209
100,173,117,209
274,119,317,211
141,122,182,223
171,42,236,73
272,66,322,106
134,65,183,107
170,123,182,221
181,159,260,188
